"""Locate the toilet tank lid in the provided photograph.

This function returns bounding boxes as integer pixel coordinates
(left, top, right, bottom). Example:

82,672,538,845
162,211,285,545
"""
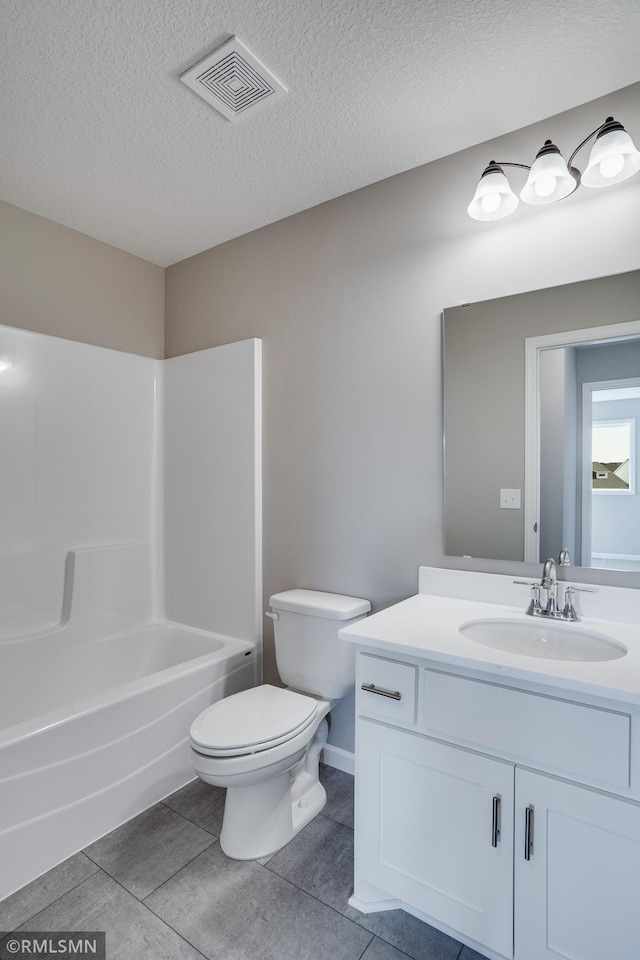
269,589,371,620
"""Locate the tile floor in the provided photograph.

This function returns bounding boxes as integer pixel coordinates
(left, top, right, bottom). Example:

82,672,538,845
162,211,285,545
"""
0,765,485,960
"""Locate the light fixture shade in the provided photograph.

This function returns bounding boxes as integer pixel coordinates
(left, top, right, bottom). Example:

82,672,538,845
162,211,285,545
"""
582,121,640,188
467,163,518,221
520,141,578,205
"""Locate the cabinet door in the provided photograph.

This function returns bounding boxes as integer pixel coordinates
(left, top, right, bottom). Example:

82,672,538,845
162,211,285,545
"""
515,769,640,960
356,719,514,958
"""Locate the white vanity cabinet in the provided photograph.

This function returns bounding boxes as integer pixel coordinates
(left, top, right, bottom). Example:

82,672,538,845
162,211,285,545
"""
357,718,515,958
352,650,640,960
514,769,640,960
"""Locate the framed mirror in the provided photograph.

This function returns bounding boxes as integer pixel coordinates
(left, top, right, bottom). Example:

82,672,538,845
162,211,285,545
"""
443,270,640,570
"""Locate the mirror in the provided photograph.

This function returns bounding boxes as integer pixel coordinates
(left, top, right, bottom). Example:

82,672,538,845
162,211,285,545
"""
443,269,640,570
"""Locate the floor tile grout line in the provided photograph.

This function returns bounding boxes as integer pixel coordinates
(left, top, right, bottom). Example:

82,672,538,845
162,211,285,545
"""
322,813,354,829
84,834,218,904
316,809,354,831
80,857,163,903
159,799,221,839
140,837,225,905
357,934,421,960
129,901,212,960
1,863,101,935
141,880,360,960
75,864,211,960
140,883,233,960
261,856,463,960
355,933,376,960
259,857,379,942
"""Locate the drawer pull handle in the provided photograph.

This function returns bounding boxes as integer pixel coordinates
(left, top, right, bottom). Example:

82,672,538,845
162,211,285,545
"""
491,795,501,847
361,683,402,701
524,805,534,861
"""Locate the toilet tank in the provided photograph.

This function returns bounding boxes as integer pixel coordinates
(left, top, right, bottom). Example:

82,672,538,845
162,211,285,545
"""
269,589,371,699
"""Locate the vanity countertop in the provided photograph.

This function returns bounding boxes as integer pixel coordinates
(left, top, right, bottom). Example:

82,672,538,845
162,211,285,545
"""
340,585,640,707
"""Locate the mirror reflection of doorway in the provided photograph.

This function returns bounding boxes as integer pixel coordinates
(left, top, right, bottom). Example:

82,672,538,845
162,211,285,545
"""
533,331,640,571
582,380,640,570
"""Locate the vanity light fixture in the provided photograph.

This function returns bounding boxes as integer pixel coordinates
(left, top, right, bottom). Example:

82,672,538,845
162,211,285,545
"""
467,117,640,221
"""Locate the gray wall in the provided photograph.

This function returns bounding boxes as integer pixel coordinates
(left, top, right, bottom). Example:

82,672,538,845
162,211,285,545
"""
539,348,577,563
539,347,578,564
0,200,164,357
165,83,640,753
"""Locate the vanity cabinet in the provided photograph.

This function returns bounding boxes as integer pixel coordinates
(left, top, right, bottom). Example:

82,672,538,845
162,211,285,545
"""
514,769,640,960
353,651,640,960
357,719,514,958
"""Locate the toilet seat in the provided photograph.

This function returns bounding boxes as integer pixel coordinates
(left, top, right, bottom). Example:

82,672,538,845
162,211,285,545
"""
190,684,319,758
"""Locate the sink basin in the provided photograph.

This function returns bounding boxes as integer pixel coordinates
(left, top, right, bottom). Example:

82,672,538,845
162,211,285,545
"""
459,618,627,662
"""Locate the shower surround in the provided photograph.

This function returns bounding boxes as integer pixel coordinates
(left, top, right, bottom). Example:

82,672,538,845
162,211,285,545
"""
0,328,262,900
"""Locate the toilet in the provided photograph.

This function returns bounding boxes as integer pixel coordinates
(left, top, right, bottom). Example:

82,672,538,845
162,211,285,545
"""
189,589,370,860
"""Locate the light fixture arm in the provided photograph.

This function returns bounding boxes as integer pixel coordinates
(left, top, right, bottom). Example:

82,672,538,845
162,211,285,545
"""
490,162,531,172
489,120,620,184
567,118,613,171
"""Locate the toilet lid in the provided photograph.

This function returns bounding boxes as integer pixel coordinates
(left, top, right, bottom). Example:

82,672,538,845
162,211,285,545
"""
190,684,319,755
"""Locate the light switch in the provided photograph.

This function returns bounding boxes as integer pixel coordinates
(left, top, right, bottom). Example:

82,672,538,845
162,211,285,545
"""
500,488,521,509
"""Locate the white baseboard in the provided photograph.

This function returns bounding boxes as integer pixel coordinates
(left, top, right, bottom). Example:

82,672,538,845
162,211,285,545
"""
322,744,354,776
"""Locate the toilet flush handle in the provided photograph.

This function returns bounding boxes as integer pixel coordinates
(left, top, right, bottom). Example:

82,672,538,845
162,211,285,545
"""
265,610,279,621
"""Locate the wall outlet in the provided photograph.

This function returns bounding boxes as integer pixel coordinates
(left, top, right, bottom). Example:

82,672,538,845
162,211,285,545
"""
500,488,521,509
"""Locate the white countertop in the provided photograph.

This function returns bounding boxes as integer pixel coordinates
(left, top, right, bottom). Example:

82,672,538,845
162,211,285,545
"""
340,591,640,707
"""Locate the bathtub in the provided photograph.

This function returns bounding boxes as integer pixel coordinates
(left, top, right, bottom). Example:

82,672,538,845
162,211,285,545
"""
0,620,255,901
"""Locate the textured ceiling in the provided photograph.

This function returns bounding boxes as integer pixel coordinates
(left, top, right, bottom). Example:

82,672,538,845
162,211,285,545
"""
1,0,639,266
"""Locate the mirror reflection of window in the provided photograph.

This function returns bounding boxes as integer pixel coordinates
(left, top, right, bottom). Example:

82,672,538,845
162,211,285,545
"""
592,419,634,493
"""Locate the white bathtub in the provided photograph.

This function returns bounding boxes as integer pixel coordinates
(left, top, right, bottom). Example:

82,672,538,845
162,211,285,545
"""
0,620,255,901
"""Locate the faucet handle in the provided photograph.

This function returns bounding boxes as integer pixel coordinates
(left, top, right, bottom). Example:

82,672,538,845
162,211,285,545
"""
526,583,542,616
562,586,580,622
561,585,597,622
513,581,543,615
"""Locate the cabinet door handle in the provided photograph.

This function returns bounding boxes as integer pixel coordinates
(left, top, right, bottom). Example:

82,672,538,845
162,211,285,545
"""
491,795,501,847
360,683,402,701
524,805,534,860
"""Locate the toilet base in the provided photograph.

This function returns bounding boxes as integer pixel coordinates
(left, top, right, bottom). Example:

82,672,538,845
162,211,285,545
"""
219,717,329,860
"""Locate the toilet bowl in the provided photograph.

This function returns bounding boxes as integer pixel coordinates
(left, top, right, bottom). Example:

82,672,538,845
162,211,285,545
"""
191,684,331,859
190,589,370,860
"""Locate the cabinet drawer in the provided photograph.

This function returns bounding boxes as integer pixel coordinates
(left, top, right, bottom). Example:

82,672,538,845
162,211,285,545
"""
357,653,417,724
424,670,630,790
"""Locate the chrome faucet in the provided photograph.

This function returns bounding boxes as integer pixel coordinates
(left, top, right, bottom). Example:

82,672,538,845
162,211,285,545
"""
541,557,556,587
514,559,597,621
558,547,571,566
541,558,559,616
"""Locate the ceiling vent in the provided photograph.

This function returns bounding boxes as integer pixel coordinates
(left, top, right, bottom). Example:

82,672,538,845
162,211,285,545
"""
180,36,287,122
